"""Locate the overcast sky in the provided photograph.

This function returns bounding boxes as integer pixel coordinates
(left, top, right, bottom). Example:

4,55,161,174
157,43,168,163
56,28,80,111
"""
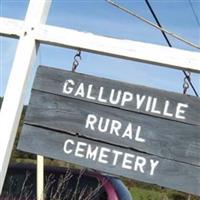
0,0,200,102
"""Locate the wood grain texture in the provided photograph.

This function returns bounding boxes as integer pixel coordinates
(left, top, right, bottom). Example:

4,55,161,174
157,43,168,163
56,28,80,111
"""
25,90,200,167
17,125,200,196
33,66,200,126
18,66,200,196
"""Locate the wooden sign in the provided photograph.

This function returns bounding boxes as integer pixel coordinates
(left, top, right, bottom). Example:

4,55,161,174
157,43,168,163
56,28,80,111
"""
32,66,200,125
18,66,200,196
19,125,200,196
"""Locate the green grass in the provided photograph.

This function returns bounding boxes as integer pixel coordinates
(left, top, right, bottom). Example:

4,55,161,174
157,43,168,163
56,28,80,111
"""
130,187,166,200
128,185,200,200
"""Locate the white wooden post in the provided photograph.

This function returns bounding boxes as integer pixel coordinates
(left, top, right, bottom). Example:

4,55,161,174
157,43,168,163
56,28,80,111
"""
0,0,51,194
37,155,44,200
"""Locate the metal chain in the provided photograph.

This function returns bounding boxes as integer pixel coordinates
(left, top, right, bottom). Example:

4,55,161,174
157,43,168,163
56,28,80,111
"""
72,50,81,72
183,71,191,94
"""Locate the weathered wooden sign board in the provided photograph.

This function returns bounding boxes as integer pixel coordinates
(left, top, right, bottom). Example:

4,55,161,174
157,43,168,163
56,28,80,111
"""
18,66,200,196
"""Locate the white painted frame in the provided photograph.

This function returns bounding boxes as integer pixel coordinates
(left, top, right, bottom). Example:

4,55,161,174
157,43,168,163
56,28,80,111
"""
1,17,200,72
0,0,51,195
0,0,200,196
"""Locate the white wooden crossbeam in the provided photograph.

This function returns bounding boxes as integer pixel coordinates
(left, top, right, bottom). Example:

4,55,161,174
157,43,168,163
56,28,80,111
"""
0,0,51,194
0,17,200,73
35,24,200,73
0,18,23,38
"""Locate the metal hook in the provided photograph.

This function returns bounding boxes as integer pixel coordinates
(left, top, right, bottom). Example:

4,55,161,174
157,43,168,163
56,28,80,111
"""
72,50,81,72
183,71,191,94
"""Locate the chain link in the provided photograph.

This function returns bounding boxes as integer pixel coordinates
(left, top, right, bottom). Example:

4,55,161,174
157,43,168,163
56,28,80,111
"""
72,50,81,72
183,71,191,94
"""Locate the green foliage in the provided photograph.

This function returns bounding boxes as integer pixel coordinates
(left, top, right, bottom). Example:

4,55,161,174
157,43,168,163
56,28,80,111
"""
128,185,200,200
130,187,166,200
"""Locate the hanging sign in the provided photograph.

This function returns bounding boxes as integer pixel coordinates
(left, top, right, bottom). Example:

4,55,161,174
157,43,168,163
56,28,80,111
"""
18,66,200,196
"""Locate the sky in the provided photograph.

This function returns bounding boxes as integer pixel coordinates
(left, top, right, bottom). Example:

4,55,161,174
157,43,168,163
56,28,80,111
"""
0,0,200,103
